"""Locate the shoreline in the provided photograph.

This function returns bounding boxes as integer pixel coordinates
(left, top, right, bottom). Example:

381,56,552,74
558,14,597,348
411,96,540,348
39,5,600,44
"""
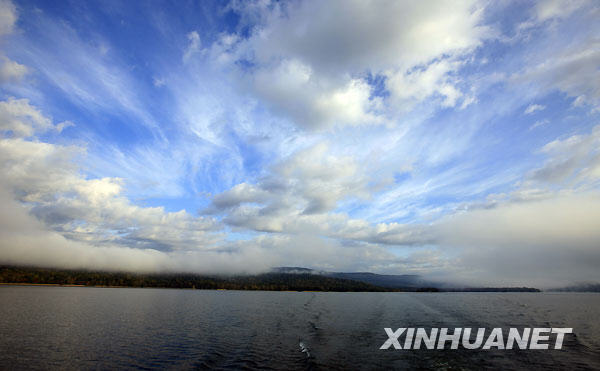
0,283,555,293
0,283,387,292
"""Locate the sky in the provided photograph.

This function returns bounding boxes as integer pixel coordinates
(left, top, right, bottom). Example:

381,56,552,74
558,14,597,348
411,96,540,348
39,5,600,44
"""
0,0,599,288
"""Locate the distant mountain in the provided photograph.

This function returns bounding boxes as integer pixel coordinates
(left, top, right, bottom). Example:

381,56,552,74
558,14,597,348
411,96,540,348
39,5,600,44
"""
549,283,600,292
327,272,428,288
273,267,436,289
272,267,540,292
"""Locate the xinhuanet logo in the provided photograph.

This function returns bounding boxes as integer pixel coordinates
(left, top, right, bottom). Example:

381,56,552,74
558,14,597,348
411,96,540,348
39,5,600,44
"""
380,328,573,350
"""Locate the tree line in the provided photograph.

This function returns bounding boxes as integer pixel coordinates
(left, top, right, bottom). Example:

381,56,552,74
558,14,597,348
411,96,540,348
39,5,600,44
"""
0,266,393,292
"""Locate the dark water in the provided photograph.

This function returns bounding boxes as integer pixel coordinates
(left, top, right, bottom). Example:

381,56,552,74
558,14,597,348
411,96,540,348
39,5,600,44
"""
1,287,599,370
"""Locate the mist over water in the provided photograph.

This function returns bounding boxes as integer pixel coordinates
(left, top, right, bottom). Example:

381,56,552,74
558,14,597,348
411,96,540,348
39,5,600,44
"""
1,287,599,370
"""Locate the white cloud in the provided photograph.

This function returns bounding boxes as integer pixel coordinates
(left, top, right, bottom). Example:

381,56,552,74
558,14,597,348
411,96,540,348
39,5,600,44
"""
437,191,600,288
514,37,600,110
529,119,549,130
227,0,489,129
0,185,276,274
428,126,600,287
0,56,28,82
386,60,465,111
253,59,384,129
524,103,545,114
0,98,219,255
212,182,270,209
206,142,434,246
1,139,220,251
233,233,427,274
183,30,201,62
0,97,54,137
247,0,486,73
0,0,16,37
535,0,590,21
529,125,600,185
209,142,371,219
152,76,166,87
0,1,29,84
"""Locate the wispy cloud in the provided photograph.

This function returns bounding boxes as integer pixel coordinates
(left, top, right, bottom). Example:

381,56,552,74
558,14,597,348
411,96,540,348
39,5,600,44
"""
529,119,549,130
524,103,546,114
182,30,201,63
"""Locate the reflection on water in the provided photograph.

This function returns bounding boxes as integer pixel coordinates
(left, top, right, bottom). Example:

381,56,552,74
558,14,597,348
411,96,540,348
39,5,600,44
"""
1,286,599,370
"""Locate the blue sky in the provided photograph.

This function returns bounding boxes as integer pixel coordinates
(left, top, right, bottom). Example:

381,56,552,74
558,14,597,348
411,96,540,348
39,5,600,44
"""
1,0,599,287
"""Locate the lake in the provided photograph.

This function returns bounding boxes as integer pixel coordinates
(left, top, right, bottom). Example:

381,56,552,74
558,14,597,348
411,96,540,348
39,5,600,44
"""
1,286,599,369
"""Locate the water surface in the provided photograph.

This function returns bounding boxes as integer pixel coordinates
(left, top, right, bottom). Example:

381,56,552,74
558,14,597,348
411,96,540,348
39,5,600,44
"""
1,286,599,369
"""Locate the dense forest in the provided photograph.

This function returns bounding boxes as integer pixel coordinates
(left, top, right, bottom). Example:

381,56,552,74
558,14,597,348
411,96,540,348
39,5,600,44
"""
0,266,397,292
